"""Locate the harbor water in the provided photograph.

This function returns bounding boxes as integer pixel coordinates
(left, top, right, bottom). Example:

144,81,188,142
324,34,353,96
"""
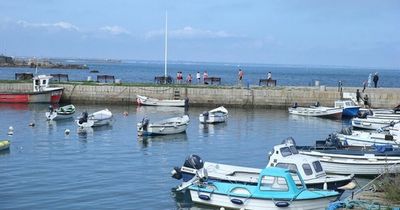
0,103,358,209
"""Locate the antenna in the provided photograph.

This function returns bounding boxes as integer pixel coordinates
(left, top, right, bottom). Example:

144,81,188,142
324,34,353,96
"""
164,11,168,81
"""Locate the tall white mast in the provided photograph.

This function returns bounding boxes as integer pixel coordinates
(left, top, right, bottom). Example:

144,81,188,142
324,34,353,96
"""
164,11,168,79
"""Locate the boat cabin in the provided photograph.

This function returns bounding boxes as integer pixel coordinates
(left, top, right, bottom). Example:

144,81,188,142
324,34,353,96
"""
268,143,326,182
256,167,306,196
32,75,53,92
334,100,359,109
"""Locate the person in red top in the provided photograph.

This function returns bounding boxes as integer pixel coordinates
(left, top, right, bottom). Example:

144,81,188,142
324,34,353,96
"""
203,71,208,84
238,69,244,85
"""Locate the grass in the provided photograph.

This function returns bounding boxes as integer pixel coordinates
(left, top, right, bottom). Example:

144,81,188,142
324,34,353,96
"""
380,172,400,203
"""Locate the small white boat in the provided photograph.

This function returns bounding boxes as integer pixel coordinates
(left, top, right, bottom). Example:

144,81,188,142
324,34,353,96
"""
187,167,339,210
137,115,190,136
337,126,400,148
288,103,342,119
45,104,76,120
76,109,113,128
351,117,399,130
136,95,188,107
199,106,228,123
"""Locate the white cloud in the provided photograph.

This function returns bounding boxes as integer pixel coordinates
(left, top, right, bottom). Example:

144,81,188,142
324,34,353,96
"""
100,25,130,35
146,26,238,39
17,20,79,31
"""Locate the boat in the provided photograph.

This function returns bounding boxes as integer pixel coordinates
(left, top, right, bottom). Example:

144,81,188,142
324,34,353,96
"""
45,104,76,120
337,126,400,148
186,167,339,210
334,100,360,117
76,109,113,128
351,117,399,130
199,106,228,123
288,103,342,119
294,136,400,175
0,140,10,151
0,75,63,103
136,95,188,107
172,143,354,193
137,115,190,136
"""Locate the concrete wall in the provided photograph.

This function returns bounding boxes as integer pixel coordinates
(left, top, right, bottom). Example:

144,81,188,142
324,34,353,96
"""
1,82,399,108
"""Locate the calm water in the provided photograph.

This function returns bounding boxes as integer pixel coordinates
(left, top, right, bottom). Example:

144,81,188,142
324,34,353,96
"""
0,62,399,87
0,104,357,209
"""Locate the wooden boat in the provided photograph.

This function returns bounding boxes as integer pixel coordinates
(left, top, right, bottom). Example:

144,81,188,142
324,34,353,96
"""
172,143,354,193
351,117,399,130
137,115,190,136
187,167,339,210
334,100,360,117
136,95,188,107
288,103,342,119
76,109,113,128
199,106,228,123
0,75,63,103
45,104,76,120
295,137,400,175
0,140,10,151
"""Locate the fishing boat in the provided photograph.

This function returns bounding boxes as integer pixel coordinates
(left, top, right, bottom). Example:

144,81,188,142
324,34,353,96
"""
45,104,76,120
334,100,360,117
199,106,228,123
0,140,10,151
172,143,354,193
337,126,400,148
294,136,400,175
0,75,63,103
136,95,188,107
351,117,399,130
76,109,113,128
187,167,339,210
137,115,190,136
288,103,342,119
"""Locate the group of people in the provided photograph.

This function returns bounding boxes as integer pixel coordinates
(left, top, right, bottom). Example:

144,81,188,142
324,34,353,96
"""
356,89,370,108
176,71,208,84
362,72,379,92
237,69,273,85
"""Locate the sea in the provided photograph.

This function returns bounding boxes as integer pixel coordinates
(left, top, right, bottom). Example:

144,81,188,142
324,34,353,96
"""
0,61,396,209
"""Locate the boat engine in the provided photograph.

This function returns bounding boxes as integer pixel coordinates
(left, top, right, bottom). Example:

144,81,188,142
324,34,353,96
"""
140,117,149,131
78,111,88,124
184,154,204,170
357,109,373,118
393,104,400,113
202,112,209,123
340,127,352,135
325,133,344,148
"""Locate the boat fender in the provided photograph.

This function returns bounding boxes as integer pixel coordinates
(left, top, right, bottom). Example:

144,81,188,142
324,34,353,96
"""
275,201,290,207
171,167,183,180
198,194,210,200
29,122,35,127
65,129,71,135
230,198,244,205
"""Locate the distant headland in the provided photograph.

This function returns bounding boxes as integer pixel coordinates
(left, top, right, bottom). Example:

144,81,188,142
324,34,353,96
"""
0,55,89,69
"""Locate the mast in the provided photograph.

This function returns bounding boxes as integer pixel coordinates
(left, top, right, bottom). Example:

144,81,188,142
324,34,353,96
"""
164,11,168,80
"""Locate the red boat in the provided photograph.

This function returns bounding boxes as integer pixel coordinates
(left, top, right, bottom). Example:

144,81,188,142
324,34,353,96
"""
0,75,64,103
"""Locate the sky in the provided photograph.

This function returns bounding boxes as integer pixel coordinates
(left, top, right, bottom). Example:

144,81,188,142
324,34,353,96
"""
0,0,399,68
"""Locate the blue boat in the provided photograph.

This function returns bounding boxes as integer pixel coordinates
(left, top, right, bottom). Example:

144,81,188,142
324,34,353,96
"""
335,100,360,117
188,167,339,210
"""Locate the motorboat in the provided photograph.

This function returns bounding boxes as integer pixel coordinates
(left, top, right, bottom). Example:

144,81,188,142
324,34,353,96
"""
172,143,354,193
137,115,190,136
288,103,342,119
0,75,63,103
136,95,188,107
199,106,228,123
0,140,10,151
337,126,400,148
45,104,76,120
76,109,113,128
186,167,339,210
351,117,399,130
295,136,400,175
334,100,360,117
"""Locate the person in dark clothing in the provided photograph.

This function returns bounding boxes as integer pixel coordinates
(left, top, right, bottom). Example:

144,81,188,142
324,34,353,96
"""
356,89,361,104
363,94,370,108
373,72,379,88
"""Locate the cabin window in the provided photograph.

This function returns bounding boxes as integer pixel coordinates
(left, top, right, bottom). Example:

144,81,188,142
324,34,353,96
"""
289,171,305,190
259,175,288,191
42,80,47,85
280,147,292,157
35,80,40,85
276,163,299,173
312,161,323,173
289,146,298,154
302,164,313,175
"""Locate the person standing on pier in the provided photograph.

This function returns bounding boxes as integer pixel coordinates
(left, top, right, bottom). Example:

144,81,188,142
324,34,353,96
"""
186,74,192,84
196,71,201,84
238,69,244,85
203,71,208,84
363,94,370,108
368,73,372,87
373,72,379,88
356,89,361,104
362,80,367,92
267,72,272,80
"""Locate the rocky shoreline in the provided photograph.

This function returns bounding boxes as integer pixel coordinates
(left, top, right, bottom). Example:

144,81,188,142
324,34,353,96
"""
0,55,88,69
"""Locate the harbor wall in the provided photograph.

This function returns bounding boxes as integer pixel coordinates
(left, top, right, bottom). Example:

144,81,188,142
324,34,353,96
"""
0,82,399,108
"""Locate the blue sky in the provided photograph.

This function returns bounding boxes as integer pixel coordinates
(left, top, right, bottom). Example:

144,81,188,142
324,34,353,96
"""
0,0,399,68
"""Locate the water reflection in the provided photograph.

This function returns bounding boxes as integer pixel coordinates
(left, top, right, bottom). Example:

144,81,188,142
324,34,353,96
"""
136,105,187,116
199,123,228,135
138,133,188,148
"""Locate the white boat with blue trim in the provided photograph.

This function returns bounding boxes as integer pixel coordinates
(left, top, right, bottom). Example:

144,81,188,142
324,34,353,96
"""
76,109,113,128
137,115,190,136
136,95,188,107
45,104,76,120
334,100,360,117
288,103,342,119
199,106,228,123
187,167,339,210
337,125,400,148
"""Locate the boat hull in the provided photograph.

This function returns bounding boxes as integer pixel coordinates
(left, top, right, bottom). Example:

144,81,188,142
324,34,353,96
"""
342,107,360,117
136,95,187,107
0,140,10,151
352,118,399,130
288,107,342,119
0,89,63,103
199,114,228,123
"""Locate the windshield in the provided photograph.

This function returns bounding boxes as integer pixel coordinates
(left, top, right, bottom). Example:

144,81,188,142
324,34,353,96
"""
260,175,289,191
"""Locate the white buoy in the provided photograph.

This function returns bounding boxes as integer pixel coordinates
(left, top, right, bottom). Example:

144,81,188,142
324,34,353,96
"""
220,207,225,210
8,126,14,135
9,126,14,131
29,122,35,127
65,129,71,135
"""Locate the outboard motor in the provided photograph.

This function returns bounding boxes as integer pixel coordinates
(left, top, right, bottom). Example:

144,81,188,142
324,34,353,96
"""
141,117,149,131
78,111,88,124
340,127,352,135
197,167,208,182
281,137,296,146
171,166,183,180
202,111,209,123
314,101,320,107
48,105,54,113
325,133,343,148
292,102,298,108
393,104,400,114
183,154,204,170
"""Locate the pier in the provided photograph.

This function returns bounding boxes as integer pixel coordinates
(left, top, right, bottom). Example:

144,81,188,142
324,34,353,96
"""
1,82,399,108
